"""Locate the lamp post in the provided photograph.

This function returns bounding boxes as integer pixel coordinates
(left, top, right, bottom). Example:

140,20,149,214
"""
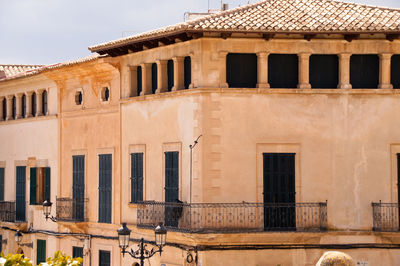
14,230,33,248
42,199,57,222
117,223,167,266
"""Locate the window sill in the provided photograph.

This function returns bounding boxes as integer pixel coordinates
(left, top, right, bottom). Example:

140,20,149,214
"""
128,202,146,209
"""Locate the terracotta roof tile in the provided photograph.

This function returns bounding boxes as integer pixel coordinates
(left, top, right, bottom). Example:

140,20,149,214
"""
89,0,400,53
0,65,43,79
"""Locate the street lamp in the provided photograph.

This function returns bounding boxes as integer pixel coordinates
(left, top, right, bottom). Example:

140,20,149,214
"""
14,230,33,248
42,199,57,222
117,223,167,266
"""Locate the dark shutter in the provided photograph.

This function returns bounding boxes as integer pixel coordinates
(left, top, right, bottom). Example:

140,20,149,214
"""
137,66,142,96
32,92,36,117
99,154,112,223
22,94,26,118
30,167,37,205
12,96,16,119
99,250,110,266
73,246,84,259
0,235,2,253
350,54,379,88
2,98,6,120
0,168,4,201
184,56,191,89
131,153,143,203
42,90,48,115
309,55,339,88
165,152,179,203
226,53,257,88
268,54,298,88
392,55,400,89
44,167,51,201
151,63,157,94
73,155,85,221
36,239,46,264
16,166,26,221
167,60,174,91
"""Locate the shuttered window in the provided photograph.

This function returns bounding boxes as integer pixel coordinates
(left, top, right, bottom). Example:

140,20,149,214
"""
151,63,157,94
137,66,142,96
22,94,26,118
350,54,379,88
309,55,339,88
165,152,179,203
31,92,36,117
130,153,143,203
73,155,85,221
98,154,112,223
37,240,46,264
226,53,257,88
2,98,6,120
16,166,26,221
0,168,4,201
30,167,51,205
42,90,48,115
99,250,110,266
167,60,174,91
73,246,84,259
184,56,191,89
268,54,298,88
12,96,16,119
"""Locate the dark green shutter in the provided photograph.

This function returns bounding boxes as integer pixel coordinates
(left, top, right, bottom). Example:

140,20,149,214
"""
0,168,4,201
130,153,143,203
73,246,83,259
36,239,46,264
99,154,112,223
165,152,179,203
99,250,110,266
16,166,26,221
44,167,51,201
30,167,37,205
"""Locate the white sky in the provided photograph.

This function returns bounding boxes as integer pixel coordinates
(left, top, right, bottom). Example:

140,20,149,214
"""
0,0,399,65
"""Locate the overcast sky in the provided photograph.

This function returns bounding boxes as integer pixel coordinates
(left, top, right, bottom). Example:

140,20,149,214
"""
0,0,399,65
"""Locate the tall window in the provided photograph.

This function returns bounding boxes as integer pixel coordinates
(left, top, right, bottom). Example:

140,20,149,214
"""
36,240,46,265
184,56,191,89
22,94,26,118
226,53,257,88
73,246,83,260
391,55,400,89
151,63,157,94
32,92,36,116
73,155,85,221
137,66,142,96
99,250,110,266
98,154,112,223
30,167,50,205
12,96,16,119
309,55,339,88
167,60,174,92
350,54,379,88
0,168,4,201
42,90,48,115
2,98,5,120
16,166,26,221
268,54,298,88
130,153,143,203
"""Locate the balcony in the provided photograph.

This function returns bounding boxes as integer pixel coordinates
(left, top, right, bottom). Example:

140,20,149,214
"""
0,201,16,222
372,202,399,232
56,197,88,222
137,201,327,233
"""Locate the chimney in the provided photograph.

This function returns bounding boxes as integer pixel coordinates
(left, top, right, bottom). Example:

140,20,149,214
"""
222,3,229,11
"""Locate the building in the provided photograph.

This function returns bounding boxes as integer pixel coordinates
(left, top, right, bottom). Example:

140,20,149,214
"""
1,0,400,265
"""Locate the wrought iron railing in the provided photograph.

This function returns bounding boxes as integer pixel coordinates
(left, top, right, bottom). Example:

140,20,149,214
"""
137,201,327,233
372,202,399,231
0,201,16,222
56,197,88,222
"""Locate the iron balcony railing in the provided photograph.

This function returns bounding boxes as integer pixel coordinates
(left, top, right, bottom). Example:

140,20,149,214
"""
372,202,399,232
0,201,16,222
137,201,327,233
56,197,88,222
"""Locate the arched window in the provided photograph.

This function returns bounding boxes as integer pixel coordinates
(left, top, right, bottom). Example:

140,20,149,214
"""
42,90,48,115
12,96,16,119
75,91,83,105
22,94,26,118
101,87,110,101
2,98,6,120
32,92,37,116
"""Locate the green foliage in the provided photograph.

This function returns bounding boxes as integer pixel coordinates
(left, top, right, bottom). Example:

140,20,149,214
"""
0,251,82,266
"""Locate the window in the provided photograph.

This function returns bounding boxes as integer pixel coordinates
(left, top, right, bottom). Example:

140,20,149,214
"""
268,54,298,88
0,235,2,253
22,94,26,118
184,56,191,89
2,98,5,120
12,96,16,119
137,66,142,96
37,240,46,265
32,92,36,116
392,55,400,89
73,246,84,259
73,155,85,221
16,166,26,221
130,153,143,203
226,53,257,88
151,63,157,94
167,60,174,92
0,168,3,201
75,91,83,105
98,154,112,223
42,90,47,115
350,54,379,88
99,250,110,266
30,167,50,205
309,55,339,88
101,87,110,101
